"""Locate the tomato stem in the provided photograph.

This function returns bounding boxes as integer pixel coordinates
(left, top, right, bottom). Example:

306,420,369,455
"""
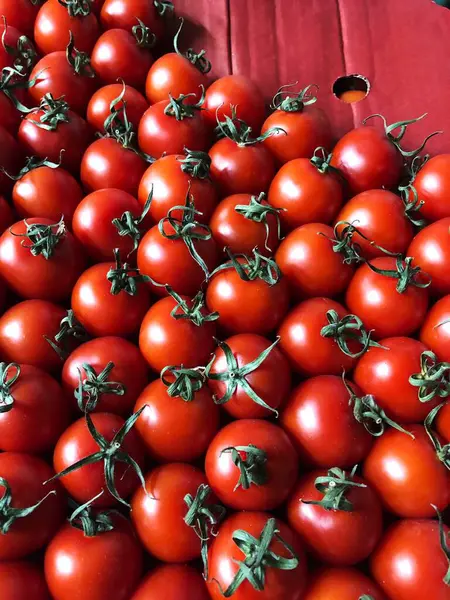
302,465,366,512
0,363,20,413
74,362,126,413
271,82,318,112
154,0,174,17
366,255,431,294
211,247,282,286
173,18,211,73
132,18,156,49
0,476,56,534
320,309,385,359
65,31,95,77
220,445,268,490
409,351,450,403
424,403,450,469
4,154,63,181
160,365,208,402
30,93,70,131
112,187,152,255
235,192,284,252
167,287,219,326
45,309,88,361
1,17,36,75
10,216,66,260
178,148,212,179
432,504,450,585
69,491,116,537
107,248,150,295
57,0,93,17
164,87,205,120
215,107,285,146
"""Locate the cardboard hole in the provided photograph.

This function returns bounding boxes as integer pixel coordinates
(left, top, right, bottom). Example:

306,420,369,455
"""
333,74,370,104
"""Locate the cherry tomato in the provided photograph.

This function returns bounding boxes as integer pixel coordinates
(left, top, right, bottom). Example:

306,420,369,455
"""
371,518,450,600
276,223,354,298
0,0,41,38
130,564,210,600
45,513,143,600
302,567,387,600
0,22,28,71
100,0,169,39
0,452,65,560
420,294,450,362
335,189,414,259
0,218,85,302
0,125,24,195
280,375,373,468
34,0,99,55
346,257,429,339
205,419,298,510
410,154,450,221
268,157,344,231
363,425,450,517
87,83,148,133
207,512,307,600
0,560,51,600
62,337,148,416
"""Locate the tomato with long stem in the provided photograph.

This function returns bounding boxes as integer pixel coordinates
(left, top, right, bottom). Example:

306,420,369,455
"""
100,0,173,39
87,83,147,132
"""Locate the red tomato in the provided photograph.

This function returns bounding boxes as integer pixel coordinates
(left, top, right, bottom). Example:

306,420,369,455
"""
130,564,210,600
408,218,450,297
363,425,450,517
0,22,29,71
420,294,450,362
371,518,450,600
0,196,14,234
45,513,143,600
0,452,65,560
207,334,291,419
62,337,148,416
268,156,344,232
91,28,154,88
335,189,414,259
100,0,170,39
87,83,148,132
0,125,24,194
0,0,41,38
303,567,387,600
436,402,450,441
0,90,26,137
410,154,450,221
205,419,298,510
280,375,373,468
0,218,85,302
204,75,266,133
138,294,217,372
34,0,99,55
207,512,307,600
0,561,51,600
276,223,354,298
346,256,430,339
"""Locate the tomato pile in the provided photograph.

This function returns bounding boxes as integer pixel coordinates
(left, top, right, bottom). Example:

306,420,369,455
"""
0,2,448,600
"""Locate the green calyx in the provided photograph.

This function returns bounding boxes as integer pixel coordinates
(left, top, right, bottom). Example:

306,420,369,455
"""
57,0,92,17
322,220,391,265
359,596,375,600
112,186,152,256
161,365,207,402
271,82,318,112
398,185,427,229
234,192,283,252
212,247,282,286
30,93,70,131
432,504,450,585
107,248,150,295
409,351,450,403
167,286,219,326
310,147,338,175
45,408,148,507
164,87,205,120
45,309,88,361
366,255,431,294
0,67,37,114
74,362,126,413
173,18,211,73
424,403,450,469
216,109,285,147
184,484,225,579
10,216,66,260
220,445,268,491
154,0,174,17
0,363,20,413
302,465,366,512
4,154,63,181
178,148,211,179
69,492,116,537
0,477,55,534
132,18,156,49
320,309,384,359
206,337,281,416
66,31,95,77
1,20,36,75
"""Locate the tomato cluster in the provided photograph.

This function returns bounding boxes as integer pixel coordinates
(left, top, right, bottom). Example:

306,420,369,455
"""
0,2,448,600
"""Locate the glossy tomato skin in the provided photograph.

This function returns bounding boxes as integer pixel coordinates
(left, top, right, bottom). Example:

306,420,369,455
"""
53,412,146,507
87,84,148,133
420,294,450,361
145,53,207,104
0,561,51,600
278,298,357,376
302,567,387,600
34,0,99,55
208,334,291,418
0,218,85,302
45,513,143,600
331,126,404,194
131,463,211,562
280,375,373,468
335,189,414,259
436,402,450,441
412,154,450,221
138,154,219,225
130,564,210,600
0,452,66,560
0,0,41,38
209,138,276,196
207,512,307,600
363,425,450,517
80,138,148,196
408,218,450,297
210,193,281,257
12,166,83,225
268,158,344,231
205,419,298,510
138,295,216,372
346,257,429,339
0,126,24,194
204,75,266,133
276,223,354,298
100,0,166,38
371,518,450,600
62,337,148,416
134,379,219,462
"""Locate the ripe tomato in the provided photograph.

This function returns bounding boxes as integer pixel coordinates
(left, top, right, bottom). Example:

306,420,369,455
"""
0,196,14,234
420,294,450,361
0,560,51,600
409,154,450,221
0,125,24,194
268,155,344,232
100,0,170,39
346,257,429,339
335,189,414,259
130,564,210,600
408,218,450,297
87,83,148,133
0,452,65,560
276,223,354,298
0,22,28,71
53,411,146,507
34,0,99,55
363,425,450,517
287,469,383,566
203,75,266,133
0,0,41,38
62,336,148,416
436,402,450,441
0,218,85,302
205,419,298,510
207,334,291,418
371,518,450,600
280,375,373,468
45,513,143,600
303,567,387,600
207,512,306,600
